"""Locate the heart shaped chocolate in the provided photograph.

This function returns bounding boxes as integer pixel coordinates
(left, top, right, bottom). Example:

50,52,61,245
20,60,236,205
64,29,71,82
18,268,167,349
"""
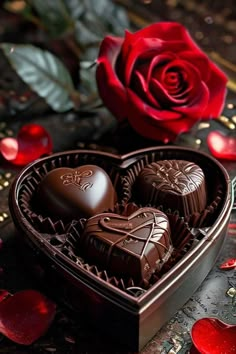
80,207,173,283
37,165,117,220
191,317,236,354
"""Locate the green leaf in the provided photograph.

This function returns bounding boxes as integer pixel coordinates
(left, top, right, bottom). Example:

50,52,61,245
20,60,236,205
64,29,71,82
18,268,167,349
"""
27,0,75,37
1,43,78,112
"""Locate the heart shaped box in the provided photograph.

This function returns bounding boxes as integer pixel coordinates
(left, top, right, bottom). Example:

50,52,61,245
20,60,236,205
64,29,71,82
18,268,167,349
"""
9,146,234,351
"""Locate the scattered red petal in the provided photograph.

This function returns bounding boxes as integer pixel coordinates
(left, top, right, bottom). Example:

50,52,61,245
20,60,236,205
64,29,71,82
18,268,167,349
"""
228,223,236,236
0,137,18,161
191,318,236,354
219,258,236,270
0,124,53,166
0,238,3,250
207,130,236,160
229,223,236,230
0,289,56,345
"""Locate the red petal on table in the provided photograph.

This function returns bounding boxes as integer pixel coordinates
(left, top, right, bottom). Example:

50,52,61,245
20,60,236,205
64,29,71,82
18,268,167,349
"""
0,137,18,161
191,317,236,354
219,258,236,269
0,289,56,345
207,130,236,160
0,124,53,166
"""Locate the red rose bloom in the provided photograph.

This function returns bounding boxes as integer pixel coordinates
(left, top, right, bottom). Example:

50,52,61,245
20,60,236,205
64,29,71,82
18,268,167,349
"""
96,22,227,142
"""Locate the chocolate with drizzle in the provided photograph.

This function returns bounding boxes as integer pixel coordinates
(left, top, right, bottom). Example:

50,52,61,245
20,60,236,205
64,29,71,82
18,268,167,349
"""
80,207,173,283
135,160,207,217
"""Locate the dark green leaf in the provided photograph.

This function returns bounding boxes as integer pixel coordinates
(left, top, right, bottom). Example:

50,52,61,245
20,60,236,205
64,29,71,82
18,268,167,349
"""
69,0,130,59
1,43,78,112
28,0,75,37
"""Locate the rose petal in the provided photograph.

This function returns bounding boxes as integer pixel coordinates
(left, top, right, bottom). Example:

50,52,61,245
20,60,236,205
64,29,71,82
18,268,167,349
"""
121,21,209,86
96,35,123,68
13,124,52,166
219,258,236,269
126,89,182,142
173,81,209,117
122,36,189,86
96,36,127,122
123,22,200,51
150,77,187,106
127,88,181,121
152,58,209,108
96,61,127,121
191,318,236,354
137,53,174,83
132,70,161,108
127,88,203,141
0,289,56,345
207,131,236,160
178,51,211,82
0,137,18,161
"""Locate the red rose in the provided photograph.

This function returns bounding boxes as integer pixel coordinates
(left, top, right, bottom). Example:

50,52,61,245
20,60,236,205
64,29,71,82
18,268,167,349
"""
96,22,227,142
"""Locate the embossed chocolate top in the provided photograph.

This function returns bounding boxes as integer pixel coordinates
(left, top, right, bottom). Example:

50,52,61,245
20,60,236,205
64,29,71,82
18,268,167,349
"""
80,207,173,283
36,165,117,220
135,160,207,217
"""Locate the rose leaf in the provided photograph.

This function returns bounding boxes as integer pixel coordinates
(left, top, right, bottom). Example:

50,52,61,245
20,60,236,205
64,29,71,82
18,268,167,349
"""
1,43,79,112
29,0,75,37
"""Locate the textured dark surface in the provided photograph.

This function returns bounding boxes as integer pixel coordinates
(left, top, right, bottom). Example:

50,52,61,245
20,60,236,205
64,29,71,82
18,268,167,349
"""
0,1,236,353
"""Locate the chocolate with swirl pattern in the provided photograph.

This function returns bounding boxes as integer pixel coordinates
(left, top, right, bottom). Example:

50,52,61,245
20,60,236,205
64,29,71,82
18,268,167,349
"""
80,207,173,283
135,160,207,217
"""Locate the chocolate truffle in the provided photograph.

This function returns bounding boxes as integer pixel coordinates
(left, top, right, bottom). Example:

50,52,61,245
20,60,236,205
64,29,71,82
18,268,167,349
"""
36,165,117,220
135,160,207,217
80,207,173,283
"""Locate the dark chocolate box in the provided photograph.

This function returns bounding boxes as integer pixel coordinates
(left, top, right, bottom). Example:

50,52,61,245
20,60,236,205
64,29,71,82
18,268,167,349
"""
9,146,234,351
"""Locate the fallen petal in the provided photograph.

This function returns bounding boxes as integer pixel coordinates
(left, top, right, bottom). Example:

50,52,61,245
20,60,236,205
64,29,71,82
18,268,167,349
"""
191,317,236,354
0,137,18,161
219,258,236,269
0,124,53,166
207,130,236,160
0,289,56,345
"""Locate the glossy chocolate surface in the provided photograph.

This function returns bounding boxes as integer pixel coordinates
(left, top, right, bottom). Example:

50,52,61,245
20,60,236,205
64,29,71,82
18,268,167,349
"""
37,165,117,220
80,207,172,283
135,160,207,217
